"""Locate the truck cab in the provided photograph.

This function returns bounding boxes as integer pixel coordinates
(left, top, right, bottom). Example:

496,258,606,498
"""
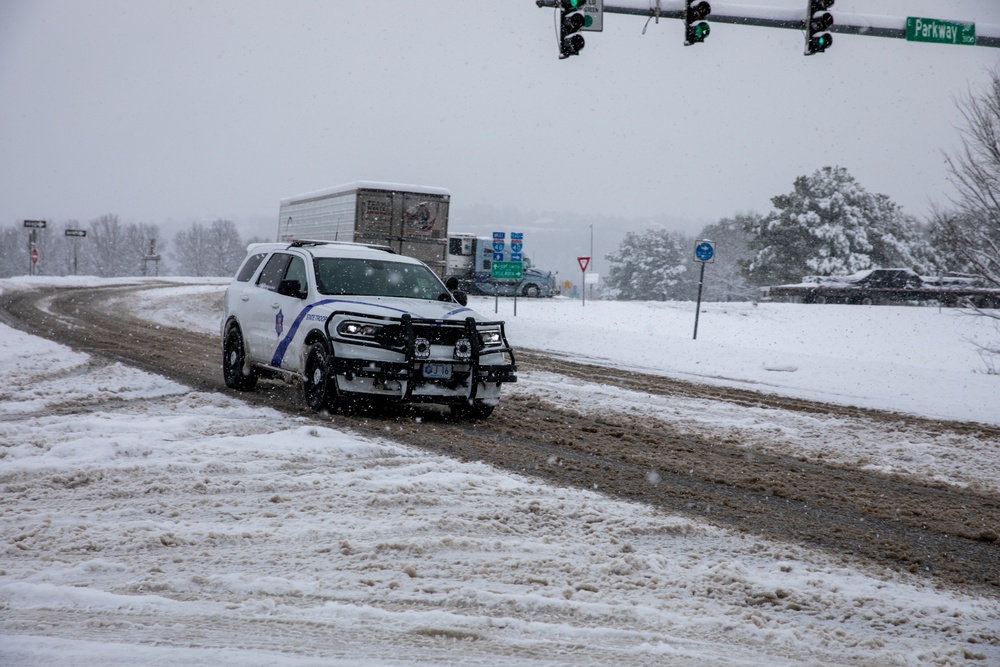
446,234,559,298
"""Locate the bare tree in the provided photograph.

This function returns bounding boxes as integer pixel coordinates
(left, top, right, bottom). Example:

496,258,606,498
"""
171,221,210,276
84,214,162,277
171,219,246,277
938,68,1000,301
205,219,245,276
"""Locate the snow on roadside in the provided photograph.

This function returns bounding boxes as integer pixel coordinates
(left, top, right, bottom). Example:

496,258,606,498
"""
517,371,1000,495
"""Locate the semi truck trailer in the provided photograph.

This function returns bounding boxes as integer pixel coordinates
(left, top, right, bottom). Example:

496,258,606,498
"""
278,181,450,277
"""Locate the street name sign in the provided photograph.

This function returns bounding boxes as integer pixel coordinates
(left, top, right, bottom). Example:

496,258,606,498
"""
23,220,46,228
65,229,87,237
906,17,975,46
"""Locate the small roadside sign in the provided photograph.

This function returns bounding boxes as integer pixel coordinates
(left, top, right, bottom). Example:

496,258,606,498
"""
30,248,39,264
694,240,715,263
581,0,603,32
65,229,87,237
692,240,715,339
577,256,590,272
23,220,46,228
511,232,523,253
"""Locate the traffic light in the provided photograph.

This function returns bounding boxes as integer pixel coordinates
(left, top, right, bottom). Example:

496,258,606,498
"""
805,0,834,55
559,0,586,58
684,0,711,46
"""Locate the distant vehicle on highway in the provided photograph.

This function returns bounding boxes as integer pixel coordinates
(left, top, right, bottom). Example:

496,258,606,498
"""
761,268,1000,307
446,233,560,298
221,240,517,419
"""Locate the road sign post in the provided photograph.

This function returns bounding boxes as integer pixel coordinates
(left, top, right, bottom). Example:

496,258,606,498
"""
692,240,715,340
65,229,87,275
490,231,525,314
578,256,590,306
24,220,46,275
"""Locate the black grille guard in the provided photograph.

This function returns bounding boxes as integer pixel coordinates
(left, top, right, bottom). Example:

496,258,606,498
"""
323,311,517,402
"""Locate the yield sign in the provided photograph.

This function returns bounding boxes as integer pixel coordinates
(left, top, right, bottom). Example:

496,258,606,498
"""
577,256,590,272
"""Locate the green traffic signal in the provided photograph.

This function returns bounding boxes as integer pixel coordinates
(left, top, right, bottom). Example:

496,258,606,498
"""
687,22,710,43
805,0,834,55
812,33,832,51
684,0,711,46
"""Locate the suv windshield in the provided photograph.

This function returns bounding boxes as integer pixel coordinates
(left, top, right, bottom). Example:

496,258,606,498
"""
314,257,447,300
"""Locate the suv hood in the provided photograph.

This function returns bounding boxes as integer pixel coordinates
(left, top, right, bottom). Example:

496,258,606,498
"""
308,295,484,322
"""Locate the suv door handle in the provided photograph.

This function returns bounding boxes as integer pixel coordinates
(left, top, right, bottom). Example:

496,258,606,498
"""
271,302,280,309
241,295,250,302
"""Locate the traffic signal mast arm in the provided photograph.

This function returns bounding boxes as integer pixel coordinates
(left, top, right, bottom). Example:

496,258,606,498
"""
535,1,1000,48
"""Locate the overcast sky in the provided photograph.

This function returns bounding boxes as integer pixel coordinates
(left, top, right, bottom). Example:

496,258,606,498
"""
1,0,998,240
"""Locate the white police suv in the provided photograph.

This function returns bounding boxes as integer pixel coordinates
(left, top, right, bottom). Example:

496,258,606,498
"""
221,240,517,419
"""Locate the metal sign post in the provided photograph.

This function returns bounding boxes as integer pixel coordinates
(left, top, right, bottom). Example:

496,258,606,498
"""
65,229,87,275
24,220,46,276
577,256,590,306
692,240,715,340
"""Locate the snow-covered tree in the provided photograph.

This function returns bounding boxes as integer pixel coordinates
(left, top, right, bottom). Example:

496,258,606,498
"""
742,166,935,286
604,228,692,301
695,214,759,301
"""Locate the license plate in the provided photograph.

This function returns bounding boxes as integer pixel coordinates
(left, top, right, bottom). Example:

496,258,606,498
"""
422,363,452,379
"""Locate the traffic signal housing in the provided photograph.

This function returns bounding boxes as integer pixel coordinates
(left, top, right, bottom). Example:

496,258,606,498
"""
684,0,711,46
559,0,587,59
805,0,834,55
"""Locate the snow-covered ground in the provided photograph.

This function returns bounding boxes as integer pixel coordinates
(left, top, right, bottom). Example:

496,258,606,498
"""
2,276,999,666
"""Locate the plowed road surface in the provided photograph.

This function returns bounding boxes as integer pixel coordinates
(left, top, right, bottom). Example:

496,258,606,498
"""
2,283,998,596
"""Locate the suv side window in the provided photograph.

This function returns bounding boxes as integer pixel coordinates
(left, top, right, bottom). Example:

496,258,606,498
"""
235,252,268,282
284,255,308,292
257,253,292,292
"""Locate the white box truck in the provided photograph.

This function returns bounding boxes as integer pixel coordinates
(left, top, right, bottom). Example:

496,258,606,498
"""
278,181,450,277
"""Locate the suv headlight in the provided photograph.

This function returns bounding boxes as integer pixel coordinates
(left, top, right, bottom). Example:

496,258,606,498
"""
478,328,503,348
338,321,383,339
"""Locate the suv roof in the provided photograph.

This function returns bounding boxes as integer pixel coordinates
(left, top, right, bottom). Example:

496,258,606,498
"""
247,240,416,263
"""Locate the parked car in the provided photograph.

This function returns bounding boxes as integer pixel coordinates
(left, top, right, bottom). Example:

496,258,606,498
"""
221,240,517,418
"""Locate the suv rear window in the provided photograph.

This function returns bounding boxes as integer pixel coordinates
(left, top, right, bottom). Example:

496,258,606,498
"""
257,253,293,291
235,252,268,282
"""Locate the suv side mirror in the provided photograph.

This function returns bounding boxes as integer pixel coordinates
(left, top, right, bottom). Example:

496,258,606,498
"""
277,279,306,299
444,276,468,305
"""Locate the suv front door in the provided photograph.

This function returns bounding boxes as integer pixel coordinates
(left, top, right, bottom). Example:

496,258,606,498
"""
247,252,310,368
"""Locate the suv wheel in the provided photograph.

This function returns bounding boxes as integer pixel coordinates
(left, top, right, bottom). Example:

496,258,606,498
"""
304,341,337,411
223,327,257,391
